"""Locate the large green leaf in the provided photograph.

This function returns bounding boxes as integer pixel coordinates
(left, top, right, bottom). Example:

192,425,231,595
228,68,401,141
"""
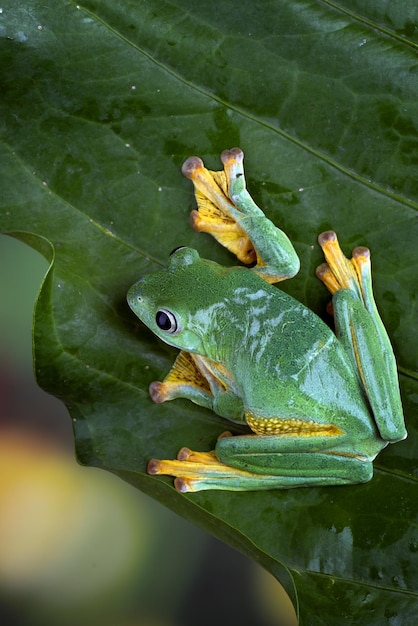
1,1,417,623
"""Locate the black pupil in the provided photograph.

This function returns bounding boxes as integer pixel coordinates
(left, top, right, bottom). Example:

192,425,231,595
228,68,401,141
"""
156,311,173,331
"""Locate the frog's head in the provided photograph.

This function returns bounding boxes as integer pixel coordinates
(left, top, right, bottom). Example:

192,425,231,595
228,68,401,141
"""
127,247,230,355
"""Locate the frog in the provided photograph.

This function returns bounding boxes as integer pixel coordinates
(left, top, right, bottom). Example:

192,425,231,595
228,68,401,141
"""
127,148,406,492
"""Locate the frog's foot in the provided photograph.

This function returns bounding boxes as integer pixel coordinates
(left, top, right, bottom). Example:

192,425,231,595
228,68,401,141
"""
316,231,406,443
315,231,370,305
149,351,244,420
182,153,256,264
147,442,288,493
149,350,212,404
182,149,300,284
147,436,373,492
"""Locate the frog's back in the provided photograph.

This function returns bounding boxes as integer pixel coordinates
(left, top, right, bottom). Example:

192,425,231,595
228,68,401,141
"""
225,281,371,429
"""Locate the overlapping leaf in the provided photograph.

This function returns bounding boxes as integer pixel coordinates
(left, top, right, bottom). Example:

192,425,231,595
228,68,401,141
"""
1,1,417,623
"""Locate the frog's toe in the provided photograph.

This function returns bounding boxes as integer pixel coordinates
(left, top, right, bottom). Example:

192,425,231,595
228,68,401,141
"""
181,156,204,179
217,430,233,440
221,148,245,189
147,458,168,475
315,262,340,296
177,447,219,464
317,230,338,247
220,147,244,166
149,381,167,403
176,446,192,461
149,380,185,404
352,246,371,279
317,230,362,299
173,477,194,493
146,447,233,492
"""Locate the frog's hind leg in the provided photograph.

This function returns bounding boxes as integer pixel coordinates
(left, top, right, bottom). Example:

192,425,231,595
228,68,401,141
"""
147,434,373,492
316,231,406,443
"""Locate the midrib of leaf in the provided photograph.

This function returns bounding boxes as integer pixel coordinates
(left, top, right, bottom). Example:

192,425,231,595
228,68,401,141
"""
399,366,418,382
74,1,418,214
302,569,418,597
375,464,418,487
320,0,418,51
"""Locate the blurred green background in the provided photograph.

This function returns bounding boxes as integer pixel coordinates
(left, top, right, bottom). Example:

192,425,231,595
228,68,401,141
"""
0,233,296,626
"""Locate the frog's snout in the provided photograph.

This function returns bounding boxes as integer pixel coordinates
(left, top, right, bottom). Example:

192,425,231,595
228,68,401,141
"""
127,280,144,310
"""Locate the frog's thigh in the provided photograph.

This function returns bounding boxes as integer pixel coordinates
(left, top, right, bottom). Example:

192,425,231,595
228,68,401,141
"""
332,290,406,443
216,434,372,485
148,441,373,492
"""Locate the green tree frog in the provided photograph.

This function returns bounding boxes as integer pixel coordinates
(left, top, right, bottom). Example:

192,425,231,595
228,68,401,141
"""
127,148,406,492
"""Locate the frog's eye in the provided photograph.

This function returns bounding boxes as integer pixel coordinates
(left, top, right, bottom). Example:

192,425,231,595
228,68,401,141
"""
169,246,187,256
168,247,200,269
156,309,178,334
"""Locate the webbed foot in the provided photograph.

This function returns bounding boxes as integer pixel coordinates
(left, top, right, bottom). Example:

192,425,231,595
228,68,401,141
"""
182,149,299,283
316,230,371,305
147,442,290,493
149,351,211,404
182,151,256,264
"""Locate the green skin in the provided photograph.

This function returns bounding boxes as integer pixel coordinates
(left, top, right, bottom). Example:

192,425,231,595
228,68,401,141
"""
127,151,406,491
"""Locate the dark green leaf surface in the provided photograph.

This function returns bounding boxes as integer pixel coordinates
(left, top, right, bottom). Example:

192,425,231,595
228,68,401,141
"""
1,1,417,623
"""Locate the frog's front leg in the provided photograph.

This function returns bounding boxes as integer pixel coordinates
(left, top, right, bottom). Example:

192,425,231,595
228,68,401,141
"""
316,231,406,443
149,351,245,422
182,148,300,284
148,428,373,492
